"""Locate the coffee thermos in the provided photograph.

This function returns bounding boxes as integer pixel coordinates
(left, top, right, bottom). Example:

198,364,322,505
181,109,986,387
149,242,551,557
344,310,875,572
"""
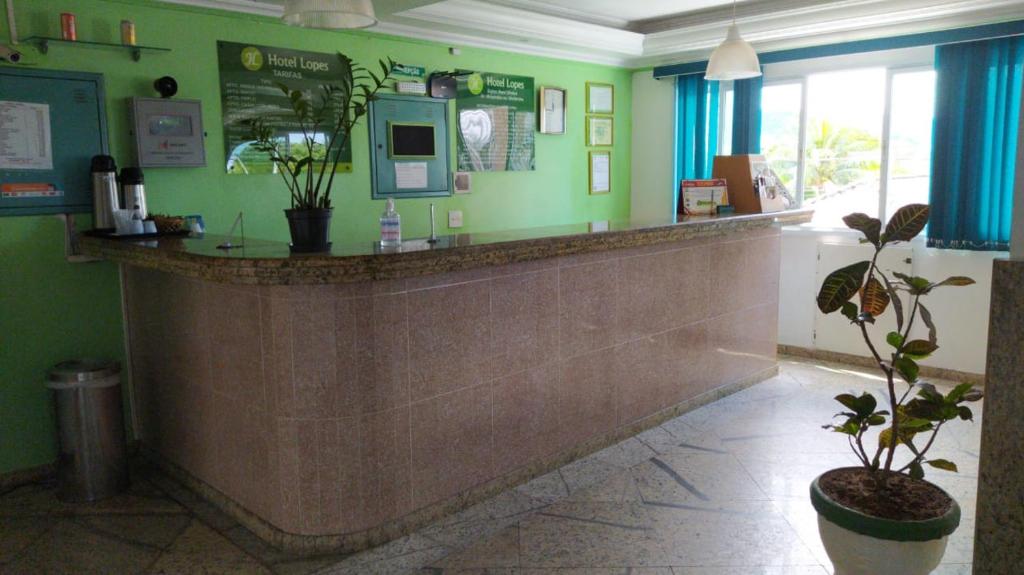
119,167,147,219
90,155,120,230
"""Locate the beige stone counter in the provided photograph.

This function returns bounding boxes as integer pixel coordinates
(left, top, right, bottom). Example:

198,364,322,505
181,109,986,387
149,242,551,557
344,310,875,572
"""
109,210,809,554
80,210,812,285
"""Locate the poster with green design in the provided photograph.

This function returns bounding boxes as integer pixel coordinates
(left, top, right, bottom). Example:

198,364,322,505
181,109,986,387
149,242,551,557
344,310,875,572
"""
456,72,535,171
217,41,352,175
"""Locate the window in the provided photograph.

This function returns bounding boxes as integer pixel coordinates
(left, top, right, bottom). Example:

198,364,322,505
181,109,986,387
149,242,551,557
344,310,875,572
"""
760,82,804,197
886,70,936,219
718,84,734,156
758,65,936,227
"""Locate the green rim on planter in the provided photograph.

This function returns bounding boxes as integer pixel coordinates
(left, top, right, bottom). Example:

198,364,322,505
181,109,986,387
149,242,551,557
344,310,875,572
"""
810,469,961,542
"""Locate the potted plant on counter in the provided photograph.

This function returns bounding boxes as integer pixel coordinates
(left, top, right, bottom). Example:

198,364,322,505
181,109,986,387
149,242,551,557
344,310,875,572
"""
248,53,394,252
811,203,983,575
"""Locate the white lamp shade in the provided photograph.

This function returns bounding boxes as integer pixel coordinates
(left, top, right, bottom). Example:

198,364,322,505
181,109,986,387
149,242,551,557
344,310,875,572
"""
282,0,377,29
705,24,762,81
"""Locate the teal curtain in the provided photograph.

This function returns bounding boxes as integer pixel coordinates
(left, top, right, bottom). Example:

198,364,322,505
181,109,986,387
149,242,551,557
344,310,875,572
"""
675,73,720,195
731,75,763,154
928,36,1024,250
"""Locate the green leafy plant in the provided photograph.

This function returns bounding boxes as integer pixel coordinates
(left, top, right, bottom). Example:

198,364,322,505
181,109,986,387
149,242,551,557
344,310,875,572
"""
247,53,395,210
818,204,983,481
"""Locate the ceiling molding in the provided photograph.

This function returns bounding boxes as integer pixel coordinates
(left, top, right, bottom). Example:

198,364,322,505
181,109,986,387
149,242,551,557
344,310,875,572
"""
155,0,1024,69
399,0,645,57
481,0,632,29
158,0,282,17
372,20,634,66
641,0,1024,64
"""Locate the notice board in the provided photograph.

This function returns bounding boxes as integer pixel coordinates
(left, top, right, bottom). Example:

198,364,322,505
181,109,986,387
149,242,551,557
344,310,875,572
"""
0,67,108,217
217,41,352,175
368,94,451,199
456,72,535,172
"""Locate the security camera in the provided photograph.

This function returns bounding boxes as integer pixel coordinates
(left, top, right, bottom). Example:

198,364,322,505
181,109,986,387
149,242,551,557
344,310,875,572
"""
0,44,22,63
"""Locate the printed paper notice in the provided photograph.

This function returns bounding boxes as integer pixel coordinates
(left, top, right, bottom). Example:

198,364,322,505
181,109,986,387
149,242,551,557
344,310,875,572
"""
395,162,428,189
591,153,610,193
0,101,54,170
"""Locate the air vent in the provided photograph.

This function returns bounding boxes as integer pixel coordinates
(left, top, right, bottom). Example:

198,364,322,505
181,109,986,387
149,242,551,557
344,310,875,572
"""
72,89,90,104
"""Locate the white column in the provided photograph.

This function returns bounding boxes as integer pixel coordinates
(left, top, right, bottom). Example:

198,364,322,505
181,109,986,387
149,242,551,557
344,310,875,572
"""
630,71,676,221
1012,92,1024,259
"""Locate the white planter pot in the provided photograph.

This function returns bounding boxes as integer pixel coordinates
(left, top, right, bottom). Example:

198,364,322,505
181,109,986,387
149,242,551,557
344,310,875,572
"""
810,468,961,575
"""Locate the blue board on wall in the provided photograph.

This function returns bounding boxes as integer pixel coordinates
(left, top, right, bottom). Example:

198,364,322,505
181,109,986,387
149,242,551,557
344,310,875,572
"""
0,67,108,217
369,94,451,199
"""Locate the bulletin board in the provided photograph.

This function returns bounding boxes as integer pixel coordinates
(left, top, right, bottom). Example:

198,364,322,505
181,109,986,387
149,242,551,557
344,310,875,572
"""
455,72,535,172
368,94,451,199
217,41,352,175
0,67,108,217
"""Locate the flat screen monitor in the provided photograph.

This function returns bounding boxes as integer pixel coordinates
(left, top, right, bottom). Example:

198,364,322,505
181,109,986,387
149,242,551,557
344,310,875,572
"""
389,122,436,159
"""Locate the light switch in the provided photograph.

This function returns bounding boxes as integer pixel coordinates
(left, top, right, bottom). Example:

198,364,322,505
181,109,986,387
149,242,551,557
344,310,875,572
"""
448,210,463,228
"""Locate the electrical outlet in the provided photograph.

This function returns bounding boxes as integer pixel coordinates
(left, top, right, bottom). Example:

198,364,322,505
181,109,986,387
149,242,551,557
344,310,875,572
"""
448,210,463,228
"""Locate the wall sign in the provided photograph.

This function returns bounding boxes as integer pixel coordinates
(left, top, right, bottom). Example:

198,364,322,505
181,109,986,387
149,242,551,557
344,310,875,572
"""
217,41,352,175
456,72,535,172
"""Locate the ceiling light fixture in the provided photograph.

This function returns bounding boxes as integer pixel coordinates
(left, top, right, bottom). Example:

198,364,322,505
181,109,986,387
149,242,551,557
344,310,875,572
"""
705,0,761,81
282,0,377,29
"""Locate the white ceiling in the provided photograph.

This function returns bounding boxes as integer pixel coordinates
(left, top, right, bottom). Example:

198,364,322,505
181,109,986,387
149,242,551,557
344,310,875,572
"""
161,0,1024,66
484,0,738,29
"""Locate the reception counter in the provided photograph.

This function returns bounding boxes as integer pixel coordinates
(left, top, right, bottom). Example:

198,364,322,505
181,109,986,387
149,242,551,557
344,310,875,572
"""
80,209,811,553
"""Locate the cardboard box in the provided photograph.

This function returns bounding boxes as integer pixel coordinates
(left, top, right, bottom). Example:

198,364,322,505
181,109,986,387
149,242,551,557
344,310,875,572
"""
712,155,789,214
679,178,728,215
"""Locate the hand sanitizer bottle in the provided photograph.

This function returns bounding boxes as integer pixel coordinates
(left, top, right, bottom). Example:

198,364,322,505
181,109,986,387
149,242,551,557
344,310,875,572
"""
380,198,401,247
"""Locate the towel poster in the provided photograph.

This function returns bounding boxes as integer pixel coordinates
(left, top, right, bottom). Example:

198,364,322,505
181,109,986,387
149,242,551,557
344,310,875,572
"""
217,41,352,175
456,72,535,172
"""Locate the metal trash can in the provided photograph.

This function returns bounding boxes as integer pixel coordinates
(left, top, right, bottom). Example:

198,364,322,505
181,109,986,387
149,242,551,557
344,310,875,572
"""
45,359,128,502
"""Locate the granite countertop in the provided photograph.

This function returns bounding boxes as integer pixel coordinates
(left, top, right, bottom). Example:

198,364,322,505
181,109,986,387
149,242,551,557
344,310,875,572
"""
78,209,813,285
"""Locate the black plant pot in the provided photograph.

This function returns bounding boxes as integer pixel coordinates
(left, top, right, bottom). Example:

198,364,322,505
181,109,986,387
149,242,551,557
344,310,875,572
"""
285,208,333,253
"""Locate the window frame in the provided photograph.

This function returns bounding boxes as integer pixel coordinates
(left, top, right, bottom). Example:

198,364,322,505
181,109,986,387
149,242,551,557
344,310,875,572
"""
754,61,935,228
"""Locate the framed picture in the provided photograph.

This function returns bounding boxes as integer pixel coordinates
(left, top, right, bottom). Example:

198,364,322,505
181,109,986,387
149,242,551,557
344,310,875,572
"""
589,150,611,195
586,82,614,114
586,116,613,147
538,86,566,134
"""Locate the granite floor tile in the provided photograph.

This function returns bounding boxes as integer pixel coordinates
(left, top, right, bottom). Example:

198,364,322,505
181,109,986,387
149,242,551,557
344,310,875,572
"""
430,524,521,569
5,519,160,574
419,489,544,548
0,476,185,518
632,451,768,505
513,470,570,504
646,500,820,567
517,502,668,568
76,512,193,550
670,567,828,575
147,520,271,574
520,564,671,568
0,515,52,565
318,534,449,575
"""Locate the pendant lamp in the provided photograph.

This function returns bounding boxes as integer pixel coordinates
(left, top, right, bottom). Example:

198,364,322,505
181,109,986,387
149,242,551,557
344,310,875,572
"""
705,0,761,81
282,0,377,29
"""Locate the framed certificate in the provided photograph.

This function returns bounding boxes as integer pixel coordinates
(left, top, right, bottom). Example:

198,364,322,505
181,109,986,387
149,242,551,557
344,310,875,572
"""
586,82,614,114
538,86,566,134
589,151,611,195
586,116,613,146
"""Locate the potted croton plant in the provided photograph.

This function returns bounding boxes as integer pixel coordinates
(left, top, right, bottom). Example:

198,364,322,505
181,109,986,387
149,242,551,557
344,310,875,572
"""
248,53,394,252
810,203,983,575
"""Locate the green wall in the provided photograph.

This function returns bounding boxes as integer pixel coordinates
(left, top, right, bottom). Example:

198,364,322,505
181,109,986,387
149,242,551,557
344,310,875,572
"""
0,0,634,474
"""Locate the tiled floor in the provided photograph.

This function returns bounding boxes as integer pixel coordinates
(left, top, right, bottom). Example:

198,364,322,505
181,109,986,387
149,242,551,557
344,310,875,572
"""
0,357,980,574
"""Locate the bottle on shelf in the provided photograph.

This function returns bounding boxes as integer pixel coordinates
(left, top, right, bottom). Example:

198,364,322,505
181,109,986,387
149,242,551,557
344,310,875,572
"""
380,198,401,248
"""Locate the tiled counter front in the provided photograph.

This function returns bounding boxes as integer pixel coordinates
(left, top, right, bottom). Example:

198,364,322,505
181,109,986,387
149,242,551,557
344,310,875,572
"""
124,227,781,551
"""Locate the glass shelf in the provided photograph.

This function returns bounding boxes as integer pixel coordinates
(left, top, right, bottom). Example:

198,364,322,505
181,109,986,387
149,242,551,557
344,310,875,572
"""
24,36,171,62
